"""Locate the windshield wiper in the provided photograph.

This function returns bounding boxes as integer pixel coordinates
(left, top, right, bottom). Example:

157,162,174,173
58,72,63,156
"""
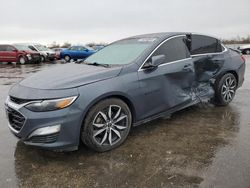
83,61,110,68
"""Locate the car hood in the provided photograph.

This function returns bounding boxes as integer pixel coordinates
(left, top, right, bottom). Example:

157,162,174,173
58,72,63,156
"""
239,44,250,49
25,50,40,55
19,63,122,90
41,50,55,54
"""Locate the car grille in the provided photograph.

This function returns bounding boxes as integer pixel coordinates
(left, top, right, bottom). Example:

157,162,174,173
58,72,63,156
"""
31,54,40,60
6,106,25,132
27,133,59,143
9,96,32,104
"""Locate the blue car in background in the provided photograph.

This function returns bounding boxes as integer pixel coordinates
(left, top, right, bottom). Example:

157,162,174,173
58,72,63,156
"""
60,46,96,62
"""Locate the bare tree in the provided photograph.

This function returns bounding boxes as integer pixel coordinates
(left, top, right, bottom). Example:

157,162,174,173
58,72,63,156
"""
61,42,71,48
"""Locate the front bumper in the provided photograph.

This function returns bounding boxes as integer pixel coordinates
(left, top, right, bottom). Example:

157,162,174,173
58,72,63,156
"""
25,54,41,63
5,96,83,151
30,54,41,63
47,53,56,61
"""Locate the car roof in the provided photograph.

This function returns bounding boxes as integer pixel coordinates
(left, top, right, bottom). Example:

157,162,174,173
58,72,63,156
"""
13,43,44,46
71,45,87,47
0,44,13,46
128,32,187,38
124,32,220,41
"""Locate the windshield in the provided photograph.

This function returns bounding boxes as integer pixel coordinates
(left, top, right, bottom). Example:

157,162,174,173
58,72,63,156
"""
85,38,156,65
34,44,49,51
13,45,31,51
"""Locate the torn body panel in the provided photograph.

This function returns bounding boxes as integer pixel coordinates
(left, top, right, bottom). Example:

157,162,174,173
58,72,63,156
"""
137,55,217,122
193,54,225,82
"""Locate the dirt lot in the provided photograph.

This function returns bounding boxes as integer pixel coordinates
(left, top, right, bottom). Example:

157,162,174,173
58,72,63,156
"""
0,58,250,188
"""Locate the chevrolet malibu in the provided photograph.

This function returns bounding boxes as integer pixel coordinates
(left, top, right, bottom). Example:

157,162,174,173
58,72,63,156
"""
5,32,246,152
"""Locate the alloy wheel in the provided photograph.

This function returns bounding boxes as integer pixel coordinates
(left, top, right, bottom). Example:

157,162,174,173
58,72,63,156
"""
221,76,236,102
92,105,128,146
64,55,70,62
41,56,45,62
19,57,26,64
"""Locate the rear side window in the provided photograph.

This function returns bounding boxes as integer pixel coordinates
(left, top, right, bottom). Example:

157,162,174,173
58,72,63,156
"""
152,36,190,63
191,35,223,55
6,46,15,51
0,45,7,51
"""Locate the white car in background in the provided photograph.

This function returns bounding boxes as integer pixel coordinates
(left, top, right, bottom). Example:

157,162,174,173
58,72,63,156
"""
238,44,250,55
17,43,56,62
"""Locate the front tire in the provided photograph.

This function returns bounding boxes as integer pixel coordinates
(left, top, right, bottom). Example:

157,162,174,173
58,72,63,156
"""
64,55,71,62
214,73,237,106
40,55,45,62
81,98,132,152
18,56,26,64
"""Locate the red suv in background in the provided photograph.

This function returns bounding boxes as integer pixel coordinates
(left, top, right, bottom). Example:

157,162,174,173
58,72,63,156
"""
0,44,41,64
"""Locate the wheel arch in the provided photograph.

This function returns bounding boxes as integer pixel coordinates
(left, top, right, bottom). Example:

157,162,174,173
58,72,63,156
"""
81,93,137,127
216,70,239,87
64,54,71,58
17,54,25,59
78,93,137,145
17,55,27,63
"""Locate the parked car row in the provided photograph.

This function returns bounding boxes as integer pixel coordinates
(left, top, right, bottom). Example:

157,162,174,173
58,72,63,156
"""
0,42,105,64
0,44,41,64
0,43,57,64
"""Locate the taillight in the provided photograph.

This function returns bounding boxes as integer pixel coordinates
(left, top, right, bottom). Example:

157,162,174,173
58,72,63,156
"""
241,55,246,63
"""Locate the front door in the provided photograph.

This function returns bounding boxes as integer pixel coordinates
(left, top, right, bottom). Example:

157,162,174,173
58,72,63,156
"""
5,45,17,62
137,35,195,120
78,46,89,59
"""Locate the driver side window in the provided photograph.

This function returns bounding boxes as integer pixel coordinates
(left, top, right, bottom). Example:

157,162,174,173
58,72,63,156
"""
151,36,190,64
78,47,87,51
69,46,78,51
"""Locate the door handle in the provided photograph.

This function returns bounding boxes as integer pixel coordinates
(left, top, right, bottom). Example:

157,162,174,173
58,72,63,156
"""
182,64,192,71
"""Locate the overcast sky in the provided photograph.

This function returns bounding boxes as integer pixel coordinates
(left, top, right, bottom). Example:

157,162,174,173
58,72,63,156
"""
0,0,249,45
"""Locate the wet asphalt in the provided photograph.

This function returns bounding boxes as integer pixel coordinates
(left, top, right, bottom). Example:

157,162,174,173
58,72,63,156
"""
0,58,249,188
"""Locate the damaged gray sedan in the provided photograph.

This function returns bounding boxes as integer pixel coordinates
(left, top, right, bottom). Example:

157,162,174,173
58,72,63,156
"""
5,32,246,152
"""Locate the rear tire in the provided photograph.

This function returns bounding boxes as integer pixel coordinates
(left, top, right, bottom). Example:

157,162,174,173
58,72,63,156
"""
81,98,132,152
214,73,237,106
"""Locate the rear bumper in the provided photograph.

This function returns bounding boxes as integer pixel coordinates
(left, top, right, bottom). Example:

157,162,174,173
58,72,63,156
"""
237,62,245,88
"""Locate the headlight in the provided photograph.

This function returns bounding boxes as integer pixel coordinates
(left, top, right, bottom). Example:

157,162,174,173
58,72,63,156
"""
26,54,32,60
25,96,77,112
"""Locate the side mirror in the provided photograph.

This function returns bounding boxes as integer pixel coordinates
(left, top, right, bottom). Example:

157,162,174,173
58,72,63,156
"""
12,49,18,52
84,49,89,52
142,55,165,70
